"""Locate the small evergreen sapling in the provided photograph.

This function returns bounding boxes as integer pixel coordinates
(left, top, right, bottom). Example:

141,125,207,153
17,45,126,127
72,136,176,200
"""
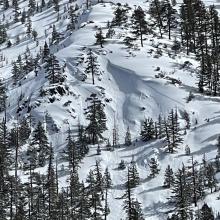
148,157,160,178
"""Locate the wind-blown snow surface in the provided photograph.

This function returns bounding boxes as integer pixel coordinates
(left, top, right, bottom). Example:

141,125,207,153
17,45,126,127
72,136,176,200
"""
1,0,220,219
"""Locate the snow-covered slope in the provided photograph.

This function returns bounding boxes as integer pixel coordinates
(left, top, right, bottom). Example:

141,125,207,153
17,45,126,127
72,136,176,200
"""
2,0,220,219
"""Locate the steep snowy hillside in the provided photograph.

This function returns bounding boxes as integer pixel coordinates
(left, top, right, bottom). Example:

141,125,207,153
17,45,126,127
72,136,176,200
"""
1,0,220,219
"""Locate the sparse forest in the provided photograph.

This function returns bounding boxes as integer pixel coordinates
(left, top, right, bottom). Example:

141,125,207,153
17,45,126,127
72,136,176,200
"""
0,0,219,219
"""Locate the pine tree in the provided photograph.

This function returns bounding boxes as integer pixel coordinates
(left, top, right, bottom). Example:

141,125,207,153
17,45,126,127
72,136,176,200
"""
124,126,132,146
51,25,61,44
106,25,115,39
128,160,140,188
0,24,7,44
198,203,215,220
15,188,28,220
31,173,47,219
32,30,38,41
106,139,113,151
26,143,38,169
183,110,190,129
19,118,31,145
112,5,128,26
12,60,23,84
205,163,217,193
103,168,112,220
112,117,119,149
140,118,155,141
42,41,50,61
132,199,145,220
0,79,6,112
95,28,105,48
215,156,220,172
26,16,32,37
148,157,160,178
93,160,104,195
131,6,149,47
85,93,107,144
69,168,81,218
97,143,101,155
46,146,58,219
86,169,103,219
76,123,89,158
149,0,164,38
21,9,26,24
31,121,50,167
56,188,69,219
67,6,77,30
118,160,126,170
163,165,174,188
23,53,35,75
103,167,112,189
158,114,165,139
161,0,177,39
171,165,192,220
217,135,220,158
166,109,183,153
53,0,59,12
185,145,191,155
85,49,100,85
63,129,81,172
45,54,65,84
188,156,205,207
0,119,11,218
13,0,20,22
28,0,36,15
123,168,144,220
7,40,12,47
40,0,45,8
76,182,91,219
3,0,9,10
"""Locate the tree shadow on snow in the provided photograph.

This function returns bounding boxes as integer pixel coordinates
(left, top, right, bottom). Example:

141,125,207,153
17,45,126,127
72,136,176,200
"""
143,200,173,219
139,186,164,195
190,144,216,156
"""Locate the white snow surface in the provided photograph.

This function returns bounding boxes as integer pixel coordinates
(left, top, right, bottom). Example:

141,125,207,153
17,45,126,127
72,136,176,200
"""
1,0,220,219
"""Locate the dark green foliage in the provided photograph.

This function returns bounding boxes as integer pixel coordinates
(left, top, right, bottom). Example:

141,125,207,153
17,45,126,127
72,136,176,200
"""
112,5,128,26
217,136,220,158
0,79,6,112
86,168,104,219
67,6,77,30
163,165,174,188
95,28,105,48
140,118,156,141
171,166,192,219
84,93,107,144
63,129,81,171
19,118,31,145
165,109,183,153
51,25,62,44
196,203,214,220
118,160,126,170
85,49,100,85
205,163,217,193
128,161,140,188
0,24,7,44
131,6,149,47
42,41,50,61
148,157,160,178
46,146,58,219
123,168,144,220
124,126,132,146
28,0,36,14
45,55,65,84
29,121,50,167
